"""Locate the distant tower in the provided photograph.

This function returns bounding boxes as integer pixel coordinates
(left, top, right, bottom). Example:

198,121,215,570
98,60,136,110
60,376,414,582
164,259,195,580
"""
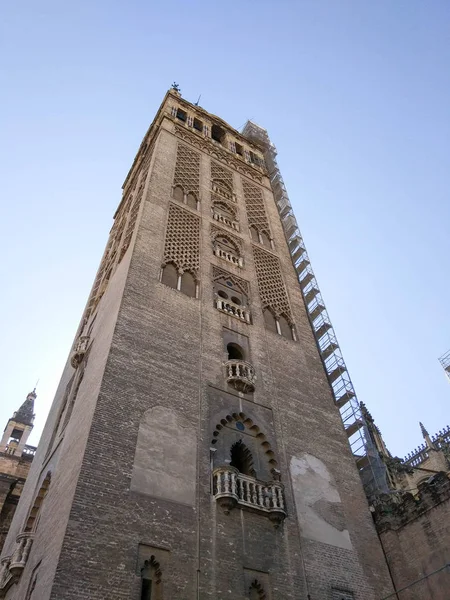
0,89,394,599
439,349,450,381
0,391,37,553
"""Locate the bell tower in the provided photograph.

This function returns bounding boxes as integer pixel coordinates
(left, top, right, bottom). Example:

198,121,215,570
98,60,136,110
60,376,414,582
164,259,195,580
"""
0,89,394,599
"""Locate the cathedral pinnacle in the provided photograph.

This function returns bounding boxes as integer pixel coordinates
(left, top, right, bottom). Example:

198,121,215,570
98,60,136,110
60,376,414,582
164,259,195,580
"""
419,421,435,449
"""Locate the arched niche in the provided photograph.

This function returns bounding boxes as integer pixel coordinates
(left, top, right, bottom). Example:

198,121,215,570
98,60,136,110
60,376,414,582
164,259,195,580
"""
211,412,278,482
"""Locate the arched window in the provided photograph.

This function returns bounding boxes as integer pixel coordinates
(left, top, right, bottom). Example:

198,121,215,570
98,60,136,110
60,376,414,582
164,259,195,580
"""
263,308,278,334
186,192,197,210
25,473,51,532
141,555,163,600
250,226,259,242
173,186,184,203
161,263,178,289
180,271,196,298
260,231,271,248
227,343,244,361
249,580,266,600
230,440,255,477
278,314,292,339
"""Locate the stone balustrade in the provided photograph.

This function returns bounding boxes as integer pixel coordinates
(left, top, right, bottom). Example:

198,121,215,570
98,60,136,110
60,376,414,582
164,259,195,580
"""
0,532,34,592
22,445,37,456
0,556,12,591
212,210,239,232
9,532,34,576
213,466,286,526
216,298,250,323
212,183,236,203
225,359,256,393
214,247,243,267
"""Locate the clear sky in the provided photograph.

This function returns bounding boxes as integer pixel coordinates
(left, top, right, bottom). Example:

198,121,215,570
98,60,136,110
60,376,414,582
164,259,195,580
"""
1,1,449,456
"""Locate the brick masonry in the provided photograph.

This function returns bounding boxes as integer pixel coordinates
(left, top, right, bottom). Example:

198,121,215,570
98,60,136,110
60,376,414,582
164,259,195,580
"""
1,90,395,599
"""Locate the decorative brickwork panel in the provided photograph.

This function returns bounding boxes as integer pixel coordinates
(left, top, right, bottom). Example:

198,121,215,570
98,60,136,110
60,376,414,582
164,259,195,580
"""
252,246,292,323
163,203,200,276
211,160,233,191
242,180,271,237
173,143,200,196
212,265,249,296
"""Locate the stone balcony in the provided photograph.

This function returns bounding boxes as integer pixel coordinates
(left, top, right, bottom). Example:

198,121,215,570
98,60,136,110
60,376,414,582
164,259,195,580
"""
214,247,243,268
225,359,256,393
70,335,90,368
212,210,239,232
216,298,250,323
213,466,286,527
0,532,34,594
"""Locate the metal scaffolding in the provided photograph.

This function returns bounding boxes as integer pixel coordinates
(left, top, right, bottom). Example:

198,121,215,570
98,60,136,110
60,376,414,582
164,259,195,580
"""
439,350,450,382
242,120,388,499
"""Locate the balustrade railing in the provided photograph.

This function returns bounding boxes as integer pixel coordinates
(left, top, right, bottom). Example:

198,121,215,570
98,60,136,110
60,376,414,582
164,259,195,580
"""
216,298,250,323
23,445,37,457
212,210,239,232
225,359,256,393
70,335,90,368
212,183,236,203
214,247,243,267
213,466,286,526
0,532,35,587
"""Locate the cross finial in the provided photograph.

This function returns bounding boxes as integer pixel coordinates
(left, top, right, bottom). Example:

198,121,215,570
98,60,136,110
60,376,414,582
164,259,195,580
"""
171,82,181,93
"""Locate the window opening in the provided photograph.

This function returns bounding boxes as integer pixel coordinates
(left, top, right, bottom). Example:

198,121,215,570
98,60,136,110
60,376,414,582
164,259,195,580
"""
193,118,203,132
161,263,178,289
227,343,244,361
230,440,255,477
176,108,187,122
186,192,197,210
235,142,243,156
260,231,271,247
231,296,241,305
250,226,259,242
141,578,152,600
211,124,225,144
263,309,278,334
25,473,51,532
180,271,196,297
173,186,184,203
218,290,228,299
279,315,292,339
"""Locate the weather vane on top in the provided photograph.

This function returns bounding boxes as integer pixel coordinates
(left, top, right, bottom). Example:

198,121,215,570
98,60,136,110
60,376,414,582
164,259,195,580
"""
171,82,181,93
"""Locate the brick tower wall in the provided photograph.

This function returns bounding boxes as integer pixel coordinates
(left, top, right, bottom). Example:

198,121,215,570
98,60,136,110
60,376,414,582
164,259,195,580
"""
1,91,394,600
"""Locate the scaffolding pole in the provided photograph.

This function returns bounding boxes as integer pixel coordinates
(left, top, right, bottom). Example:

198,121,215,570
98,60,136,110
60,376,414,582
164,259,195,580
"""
242,120,389,500
439,349,450,382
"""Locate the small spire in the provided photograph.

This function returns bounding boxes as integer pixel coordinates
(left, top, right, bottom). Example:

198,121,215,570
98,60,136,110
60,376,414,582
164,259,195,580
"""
419,421,435,449
13,389,36,426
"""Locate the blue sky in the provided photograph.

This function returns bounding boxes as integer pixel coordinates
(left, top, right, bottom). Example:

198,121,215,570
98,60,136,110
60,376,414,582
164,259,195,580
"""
1,1,449,456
